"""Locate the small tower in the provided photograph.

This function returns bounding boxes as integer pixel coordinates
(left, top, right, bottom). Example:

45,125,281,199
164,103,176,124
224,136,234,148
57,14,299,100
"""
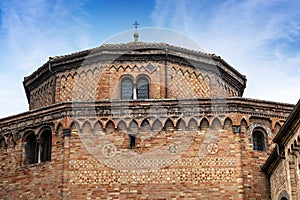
133,21,139,42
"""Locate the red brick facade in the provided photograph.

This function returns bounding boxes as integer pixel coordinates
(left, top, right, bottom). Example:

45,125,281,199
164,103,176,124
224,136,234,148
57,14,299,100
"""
0,42,295,199
263,100,300,200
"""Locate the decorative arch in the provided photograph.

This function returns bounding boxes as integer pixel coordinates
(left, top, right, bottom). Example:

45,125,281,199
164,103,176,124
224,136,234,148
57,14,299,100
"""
211,118,222,129
117,120,127,132
176,118,187,131
188,118,198,131
152,119,163,131
200,118,209,131
93,121,104,134
139,119,151,132
129,120,139,134
224,117,233,130
164,118,174,131
105,120,115,135
82,121,92,134
70,121,80,132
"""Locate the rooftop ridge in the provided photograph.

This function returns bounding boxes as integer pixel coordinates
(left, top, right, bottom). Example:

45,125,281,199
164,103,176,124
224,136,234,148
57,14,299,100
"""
24,41,214,82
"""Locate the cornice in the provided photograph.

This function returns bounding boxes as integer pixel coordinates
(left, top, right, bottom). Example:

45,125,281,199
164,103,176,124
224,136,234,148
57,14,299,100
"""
0,98,293,134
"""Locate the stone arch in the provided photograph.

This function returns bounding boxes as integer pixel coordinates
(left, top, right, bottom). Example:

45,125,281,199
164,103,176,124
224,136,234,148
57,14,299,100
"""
164,118,174,131
139,119,151,132
211,117,222,129
105,120,115,135
152,119,163,131
129,120,139,134
117,120,127,133
176,118,187,131
224,117,233,130
70,121,80,132
94,121,104,134
82,121,92,134
200,118,209,131
188,118,198,131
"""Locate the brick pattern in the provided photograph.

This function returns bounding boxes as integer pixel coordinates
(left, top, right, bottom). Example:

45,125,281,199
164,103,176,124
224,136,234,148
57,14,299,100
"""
0,98,293,199
34,61,242,108
0,129,63,200
29,78,53,110
168,64,211,98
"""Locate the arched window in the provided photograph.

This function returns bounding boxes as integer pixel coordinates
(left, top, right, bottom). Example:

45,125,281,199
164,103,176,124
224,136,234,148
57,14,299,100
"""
121,77,133,100
137,77,149,99
25,132,39,164
40,130,52,162
253,130,266,151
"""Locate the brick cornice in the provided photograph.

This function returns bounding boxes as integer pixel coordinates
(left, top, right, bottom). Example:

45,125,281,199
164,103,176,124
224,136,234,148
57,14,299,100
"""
0,98,293,135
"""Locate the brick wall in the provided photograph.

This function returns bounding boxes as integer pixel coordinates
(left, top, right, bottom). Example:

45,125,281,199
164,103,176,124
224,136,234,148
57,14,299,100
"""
28,59,241,110
0,98,293,199
0,128,64,199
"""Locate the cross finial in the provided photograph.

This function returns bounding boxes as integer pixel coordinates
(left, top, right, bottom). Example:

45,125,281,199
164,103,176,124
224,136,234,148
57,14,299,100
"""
133,21,139,32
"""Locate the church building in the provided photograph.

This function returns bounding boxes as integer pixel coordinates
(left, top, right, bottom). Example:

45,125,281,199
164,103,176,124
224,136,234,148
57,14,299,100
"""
0,31,298,199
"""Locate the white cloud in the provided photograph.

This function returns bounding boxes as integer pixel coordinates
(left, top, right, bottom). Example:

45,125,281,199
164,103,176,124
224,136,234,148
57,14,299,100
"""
152,0,300,104
0,0,92,118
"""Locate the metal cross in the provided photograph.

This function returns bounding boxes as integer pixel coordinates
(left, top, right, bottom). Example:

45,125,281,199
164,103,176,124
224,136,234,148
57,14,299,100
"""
133,21,140,32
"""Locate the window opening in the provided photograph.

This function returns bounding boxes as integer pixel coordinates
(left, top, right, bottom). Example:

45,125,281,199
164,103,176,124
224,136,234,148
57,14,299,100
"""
121,78,133,100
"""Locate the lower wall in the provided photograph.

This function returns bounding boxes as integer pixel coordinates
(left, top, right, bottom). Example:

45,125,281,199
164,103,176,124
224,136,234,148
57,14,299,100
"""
64,128,246,199
0,133,64,200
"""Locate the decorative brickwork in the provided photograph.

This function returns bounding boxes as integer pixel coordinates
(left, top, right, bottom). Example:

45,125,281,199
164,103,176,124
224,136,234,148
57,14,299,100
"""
0,98,294,199
1,42,297,199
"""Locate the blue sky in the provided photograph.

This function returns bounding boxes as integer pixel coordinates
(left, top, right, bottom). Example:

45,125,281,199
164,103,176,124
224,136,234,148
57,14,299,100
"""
0,0,299,118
